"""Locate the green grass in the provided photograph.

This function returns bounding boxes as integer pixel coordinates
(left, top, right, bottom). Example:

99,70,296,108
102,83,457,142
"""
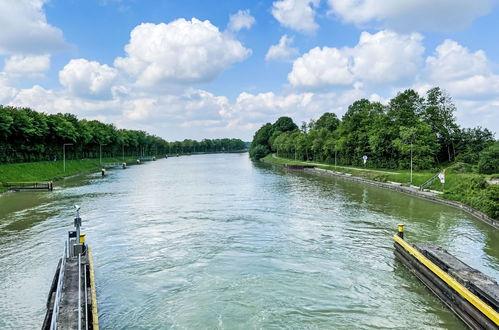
0,157,138,192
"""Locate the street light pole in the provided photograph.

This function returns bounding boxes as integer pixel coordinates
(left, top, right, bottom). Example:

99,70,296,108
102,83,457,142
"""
100,143,107,165
63,143,73,172
410,142,413,184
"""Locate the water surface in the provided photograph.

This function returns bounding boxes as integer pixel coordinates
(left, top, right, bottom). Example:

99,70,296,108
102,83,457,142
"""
0,153,498,329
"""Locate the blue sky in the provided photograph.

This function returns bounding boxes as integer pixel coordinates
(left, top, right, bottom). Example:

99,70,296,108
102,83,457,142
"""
1,0,498,140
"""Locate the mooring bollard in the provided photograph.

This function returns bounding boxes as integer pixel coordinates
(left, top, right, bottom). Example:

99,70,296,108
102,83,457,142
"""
101,168,106,176
136,159,140,164
122,162,126,169
398,224,404,239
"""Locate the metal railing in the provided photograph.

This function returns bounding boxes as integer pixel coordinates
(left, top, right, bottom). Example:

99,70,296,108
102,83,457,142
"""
84,257,88,330
50,241,67,330
3,181,53,191
420,173,439,191
78,254,82,330
77,252,89,330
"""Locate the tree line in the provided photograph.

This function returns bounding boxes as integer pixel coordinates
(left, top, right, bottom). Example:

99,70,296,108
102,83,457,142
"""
0,105,246,164
250,87,497,173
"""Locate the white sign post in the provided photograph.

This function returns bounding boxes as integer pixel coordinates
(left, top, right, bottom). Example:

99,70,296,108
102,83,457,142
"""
362,155,368,168
438,171,445,191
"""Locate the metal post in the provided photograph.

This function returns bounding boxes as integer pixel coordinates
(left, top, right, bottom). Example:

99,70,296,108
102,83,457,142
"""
84,263,88,330
78,253,81,330
398,224,404,239
63,143,73,172
410,142,413,184
99,143,107,165
74,206,81,245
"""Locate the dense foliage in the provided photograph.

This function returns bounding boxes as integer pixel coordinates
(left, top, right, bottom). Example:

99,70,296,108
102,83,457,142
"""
443,176,499,219
0,105,246,163
477,141,499,174
250,88,495,170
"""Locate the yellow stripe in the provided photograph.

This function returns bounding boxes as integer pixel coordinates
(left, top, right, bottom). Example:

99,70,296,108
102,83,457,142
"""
88,247,100,330
394,235,499,325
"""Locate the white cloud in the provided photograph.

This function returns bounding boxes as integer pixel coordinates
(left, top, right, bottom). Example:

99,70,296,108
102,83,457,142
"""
122,89,229,123
265,35,299,62
114,18,251,88
4,54,50,76
424,39,499,100
327,0,495,32
271,0,320,34
0,0,67,54
228,9,256,32
59,59,119,99
351,31,424,84
425,40,489,82
0,72,17,103
289,30,424,89
288,46,354,88
220,90,365,129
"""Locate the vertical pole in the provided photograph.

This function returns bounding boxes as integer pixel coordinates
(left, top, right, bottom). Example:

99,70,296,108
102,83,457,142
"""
99,144,102,165
397,224,404,239
63,144,66,172
335,151,337,170
410,142,413,184
78,253,81,330
122,144,124,161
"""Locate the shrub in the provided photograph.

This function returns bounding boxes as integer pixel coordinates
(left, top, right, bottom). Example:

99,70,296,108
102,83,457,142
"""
478,141,499,174
250,145,270,160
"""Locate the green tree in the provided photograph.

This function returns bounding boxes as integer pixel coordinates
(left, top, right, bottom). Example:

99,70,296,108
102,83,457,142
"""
478,141,499,174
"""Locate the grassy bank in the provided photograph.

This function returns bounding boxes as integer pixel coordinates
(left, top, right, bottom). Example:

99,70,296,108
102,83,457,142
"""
262,154,498,219
0,157,139,192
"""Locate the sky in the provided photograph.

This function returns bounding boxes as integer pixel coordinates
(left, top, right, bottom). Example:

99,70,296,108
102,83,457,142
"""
0,0,498,141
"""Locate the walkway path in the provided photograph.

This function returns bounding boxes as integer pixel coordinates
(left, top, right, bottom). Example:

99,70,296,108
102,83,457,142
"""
272,154,400,175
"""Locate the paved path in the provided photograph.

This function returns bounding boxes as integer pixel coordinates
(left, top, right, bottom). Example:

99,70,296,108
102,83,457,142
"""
272,154,400,175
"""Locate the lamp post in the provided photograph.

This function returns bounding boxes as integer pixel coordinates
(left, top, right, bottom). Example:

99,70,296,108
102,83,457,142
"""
100,143,107,165
410,142,413,184
63,143,73,172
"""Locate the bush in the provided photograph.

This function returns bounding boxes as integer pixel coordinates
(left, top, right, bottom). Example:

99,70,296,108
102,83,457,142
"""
250,145,270,160
478,141,499,174
444,176,498,219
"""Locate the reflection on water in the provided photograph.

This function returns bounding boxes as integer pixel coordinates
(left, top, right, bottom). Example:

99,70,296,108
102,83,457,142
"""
0,153,497,329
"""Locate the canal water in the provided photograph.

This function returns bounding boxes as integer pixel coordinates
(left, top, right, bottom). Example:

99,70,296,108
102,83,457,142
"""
0,153,498,329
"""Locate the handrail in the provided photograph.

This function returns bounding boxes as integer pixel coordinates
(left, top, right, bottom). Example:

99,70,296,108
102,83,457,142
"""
3,181,52,184
50,241,67,330
78,254,82,330
419,173,439,190
84,258,88,330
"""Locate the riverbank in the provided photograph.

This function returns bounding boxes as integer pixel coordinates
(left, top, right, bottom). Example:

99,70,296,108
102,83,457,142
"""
262,154,498,228
0,157,139,192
